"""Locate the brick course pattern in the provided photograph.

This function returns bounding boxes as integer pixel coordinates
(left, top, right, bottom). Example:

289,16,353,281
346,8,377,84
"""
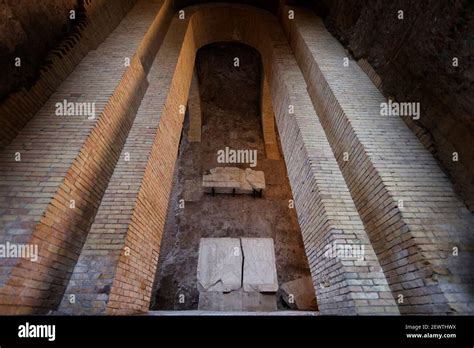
281,8,474,314
0,0,168,314
59,6,186,315
0,0,137,149
261,78,281,160
356,58,436,156
187,72,202,143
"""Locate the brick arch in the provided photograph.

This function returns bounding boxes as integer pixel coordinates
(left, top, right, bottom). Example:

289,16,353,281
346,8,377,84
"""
189,39,281,159
193,41,262,120
85,4,398,315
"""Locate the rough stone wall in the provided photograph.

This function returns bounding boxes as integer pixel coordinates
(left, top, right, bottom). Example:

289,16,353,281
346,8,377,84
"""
0,0,167,314
0,0,78,99
282,7,474,314
0,0,137,149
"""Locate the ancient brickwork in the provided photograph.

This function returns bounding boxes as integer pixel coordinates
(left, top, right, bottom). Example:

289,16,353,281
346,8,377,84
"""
261,78,281,160
252,10,398,315
0,0,137,149
282,8,474,314
58,13,189,315
1,2,472,316
356,59,436,155
0,0,166,314
106,15,196,314
188,72,202,142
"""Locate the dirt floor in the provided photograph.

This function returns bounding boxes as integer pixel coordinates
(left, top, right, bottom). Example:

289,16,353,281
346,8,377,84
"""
150,43,312,310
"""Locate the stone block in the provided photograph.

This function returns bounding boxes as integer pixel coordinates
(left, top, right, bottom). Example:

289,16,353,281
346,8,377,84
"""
202,167,265,194
198,290,277,311
241,238,278,292
243,168,265,190
197,238,242,292
202,167,241,194
279,276,317,310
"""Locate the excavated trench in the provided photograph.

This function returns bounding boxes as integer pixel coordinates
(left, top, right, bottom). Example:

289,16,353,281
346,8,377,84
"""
151,42,314,311
0,0,472,316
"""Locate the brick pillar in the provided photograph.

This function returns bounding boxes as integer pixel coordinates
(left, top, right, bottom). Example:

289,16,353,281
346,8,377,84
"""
188,72,202,143
0,0,168,314
218,6,399,315
282,7,474,314
260,31,399,315
58,15,191,315
261,77,281,160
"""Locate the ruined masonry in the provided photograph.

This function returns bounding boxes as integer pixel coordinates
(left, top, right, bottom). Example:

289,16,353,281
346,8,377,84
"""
0,0,472,315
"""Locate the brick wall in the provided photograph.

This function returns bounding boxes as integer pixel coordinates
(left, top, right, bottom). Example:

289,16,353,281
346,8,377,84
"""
187,72,202,142
59,10,187,315
0,0,168,314
356,58,436,156
282,8,474,314
0,0,137,149
261,78,281,160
